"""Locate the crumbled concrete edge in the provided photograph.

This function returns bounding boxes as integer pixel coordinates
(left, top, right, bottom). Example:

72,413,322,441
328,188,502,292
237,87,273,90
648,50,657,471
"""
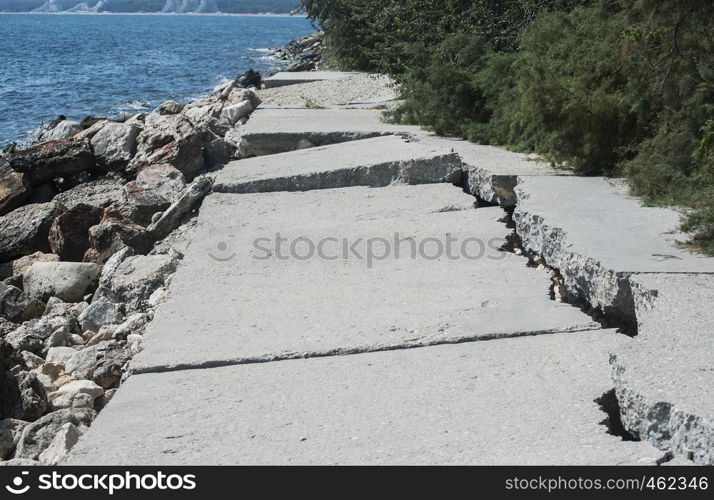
512,206,636,327
467,168,519,207
610,353,714,465
237,131,392,158
214,153,463,194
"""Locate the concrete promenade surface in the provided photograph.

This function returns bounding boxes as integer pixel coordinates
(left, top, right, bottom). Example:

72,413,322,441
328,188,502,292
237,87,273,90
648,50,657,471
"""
66,72,713,465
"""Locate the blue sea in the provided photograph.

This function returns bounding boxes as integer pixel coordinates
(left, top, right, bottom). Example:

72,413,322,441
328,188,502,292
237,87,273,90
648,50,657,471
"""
0,13,313,146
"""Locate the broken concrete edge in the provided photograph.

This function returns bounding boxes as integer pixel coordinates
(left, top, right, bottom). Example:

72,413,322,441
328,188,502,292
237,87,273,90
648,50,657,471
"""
236,131,406,158
214,153,463,194
511,209,639,330
129,324,602,375
610,353,713,465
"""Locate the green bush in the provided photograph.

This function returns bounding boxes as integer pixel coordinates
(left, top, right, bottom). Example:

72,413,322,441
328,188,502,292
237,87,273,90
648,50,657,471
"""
302,0,714,253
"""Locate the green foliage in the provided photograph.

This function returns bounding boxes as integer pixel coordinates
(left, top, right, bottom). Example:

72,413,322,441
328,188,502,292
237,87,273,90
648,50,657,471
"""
306,0,714,252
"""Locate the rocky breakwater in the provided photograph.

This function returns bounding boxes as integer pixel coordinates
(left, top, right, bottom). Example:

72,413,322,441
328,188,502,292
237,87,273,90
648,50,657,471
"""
269,32,325,72
0,72,263,465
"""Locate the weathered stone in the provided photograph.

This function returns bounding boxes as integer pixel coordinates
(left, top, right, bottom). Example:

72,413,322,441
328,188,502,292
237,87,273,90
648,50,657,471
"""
15,408,93,460
93,341,130,389
0,158,31,216
45,347,77,367
41,120,82,141
0,318,18,337
95,254,177,314
204,138,236,167
112,313,150,341
221,100,253,125
64,345,98,379
0,419,28,460
73,119,109,140
47,392,94,410
0,283,45,323
4,319,52,354
78,297,123,333
129,114,213,180
91,122,141,171
38,422,82,465
54,178,124,211
83,207,151,265
48,203,103,261
155,100,183,115
23,262,100,303
49,379,104,401
20,351,44,370
0,458,40,465
9,138,94,186
0,252,60,281
1,371,47,421
0,202,64,261
147,176,212,240
122,163,185,226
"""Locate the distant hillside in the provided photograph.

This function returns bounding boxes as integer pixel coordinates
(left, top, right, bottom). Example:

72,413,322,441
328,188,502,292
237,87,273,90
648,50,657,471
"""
1,0,300,13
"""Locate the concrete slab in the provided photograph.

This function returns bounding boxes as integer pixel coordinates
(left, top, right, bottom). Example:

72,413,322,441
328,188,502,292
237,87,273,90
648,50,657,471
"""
131,185,599,373
416,134,567,206
257,73,398,109
263,71,361,89
213,136,462,194
234,108,422,157
611,274,714,464
513,177,714,325
67,331,664,465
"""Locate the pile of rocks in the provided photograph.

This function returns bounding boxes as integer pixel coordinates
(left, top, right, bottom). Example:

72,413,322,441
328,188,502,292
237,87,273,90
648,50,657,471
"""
269,32,325,72
0,71,263,465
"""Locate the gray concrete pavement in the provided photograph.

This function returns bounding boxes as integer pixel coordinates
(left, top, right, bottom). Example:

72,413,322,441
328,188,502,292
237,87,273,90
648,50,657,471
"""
263,71,361,89
61,77,713,465
131,185,599,373
235,108,422,157
513,177,714,324
214,135,461,194
611,274,714,464
416,133,567,206
67,331,663,465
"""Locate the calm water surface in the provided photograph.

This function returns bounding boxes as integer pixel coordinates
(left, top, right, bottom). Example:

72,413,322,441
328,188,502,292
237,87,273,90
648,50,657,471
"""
0,13,312,145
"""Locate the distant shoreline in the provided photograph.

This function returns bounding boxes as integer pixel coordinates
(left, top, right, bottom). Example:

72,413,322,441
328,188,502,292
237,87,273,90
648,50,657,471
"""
0,12,305,18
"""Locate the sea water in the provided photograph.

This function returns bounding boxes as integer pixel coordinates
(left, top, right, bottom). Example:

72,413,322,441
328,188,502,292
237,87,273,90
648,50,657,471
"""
0,13,312,145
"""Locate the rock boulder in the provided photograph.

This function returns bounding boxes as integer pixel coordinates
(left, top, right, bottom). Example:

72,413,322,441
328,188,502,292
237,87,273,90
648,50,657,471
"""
9,138,94,186
48,203,103,261
23,262,100,303
0,202,64,261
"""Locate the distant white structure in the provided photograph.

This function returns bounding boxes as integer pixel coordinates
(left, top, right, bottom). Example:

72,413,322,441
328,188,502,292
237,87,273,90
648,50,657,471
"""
161,0,219,13
91,0,108,12
67,2,91,11
32,0,63,12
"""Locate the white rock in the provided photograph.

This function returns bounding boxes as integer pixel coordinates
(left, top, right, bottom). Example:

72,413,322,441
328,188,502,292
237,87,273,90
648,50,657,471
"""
23,262,100,303
38,423,82,465
48,392,94,410
78,297,123,333
51,379,104,399
221,100,253,125
42,120,82,141
64,346,98,379
91,122,141,170
45,346,77,366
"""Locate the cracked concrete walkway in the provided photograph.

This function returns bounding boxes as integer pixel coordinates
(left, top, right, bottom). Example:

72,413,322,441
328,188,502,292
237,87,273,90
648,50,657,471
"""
66,73,713,464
